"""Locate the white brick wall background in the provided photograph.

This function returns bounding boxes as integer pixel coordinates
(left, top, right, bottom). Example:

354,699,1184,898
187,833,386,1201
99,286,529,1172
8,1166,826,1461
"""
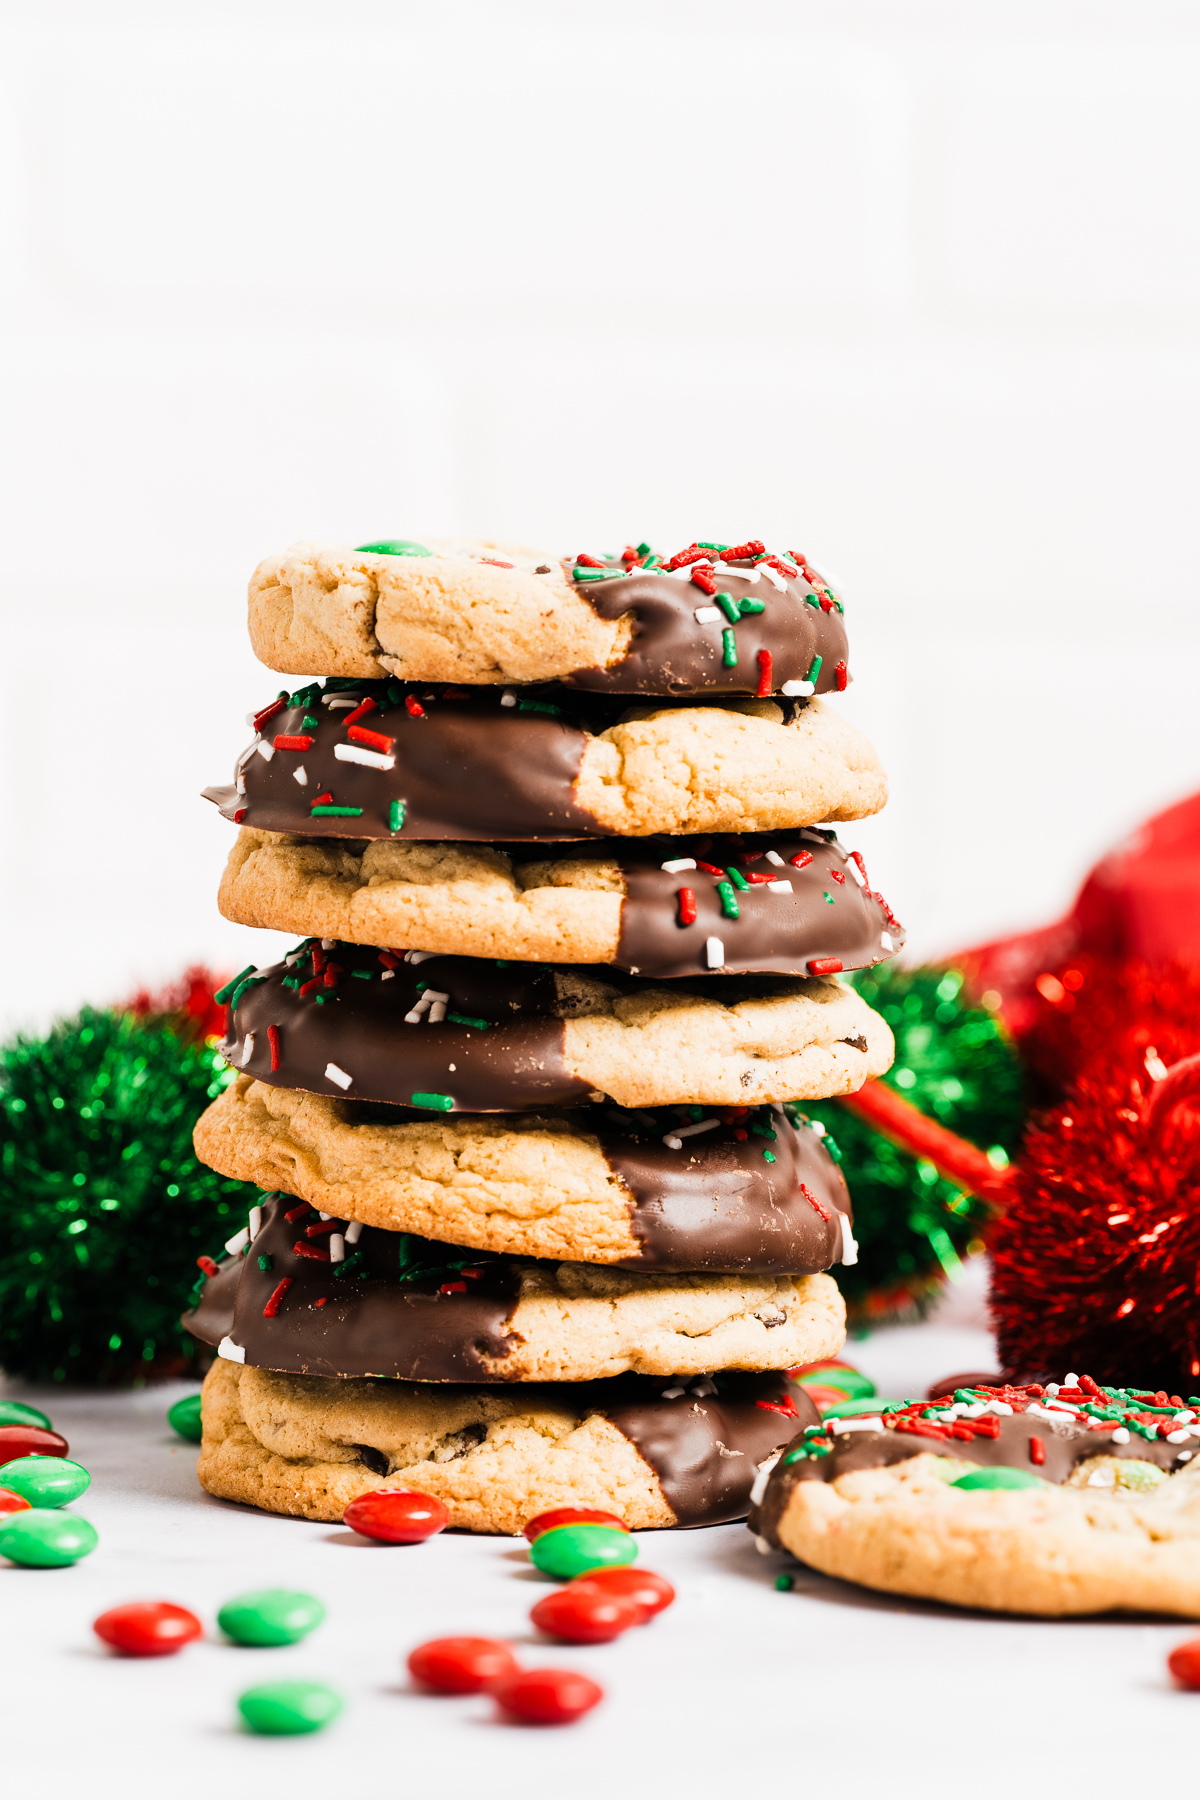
3,0,1199,1033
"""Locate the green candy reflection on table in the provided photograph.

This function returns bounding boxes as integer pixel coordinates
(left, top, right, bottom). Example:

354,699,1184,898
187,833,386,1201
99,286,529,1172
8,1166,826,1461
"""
354,540,432,558
819,1397,899,1420
0,1455,90,1508
529,1524,638,1580
950,1468,1048,1492
0,1509,98,1566
237,1680,343,1735
167,1394,204,1443
219,1589,326,1647
0,1401,52,1431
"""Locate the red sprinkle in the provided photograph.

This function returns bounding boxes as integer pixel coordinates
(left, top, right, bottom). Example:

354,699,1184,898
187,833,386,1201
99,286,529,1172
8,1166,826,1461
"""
665,544,705,571
800,1183,832,1222
405,696,425,719
575,553,606,568
676,888,697,927
848,850,869,887
790,553,819,583
695,861,727,878
273,734,313,752
233,808,247,824
348,724,396,753
311,945,326,974
342,698,377,728
305,1220,338,1238
378,951,400,969
744,871,776,884
284,1203,314,1223
293,1241,331,1262
267,1023,281,1071
252,697,288,732
1029,1436,1046,1465
835,659,848,690
829,869,846,885
439,1280,467,1294
620,545,644,565
734,1128,748,1140
722,540,766,563
790,851,814,870
196,1255,219,1277
262,1278,293,1317
807,957,844,976
309,792,333,808
756,649,773,696
820,593,836,612
756,1394,801,1419
314,1297,328,1307
298,978,321,998
690,565,717,595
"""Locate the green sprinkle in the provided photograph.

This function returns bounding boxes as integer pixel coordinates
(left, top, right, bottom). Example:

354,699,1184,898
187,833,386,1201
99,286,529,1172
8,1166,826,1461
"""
804,593,820,609
416,981,428,993
350,969,372,980
738,596,765,615
806,653,824,685
951,1468,1047,1492
229,974,265,1011
697,542,729,552
723,865,749,891
258,1254,272,1272
495,960,509,968
750,1123,777,1140
763,1150,776,1163
214,966,256,1005
716,881,740,920
518,699,562,716
722,628,738,667
446,1012,490,1031
302,715,318,731
774,1574,793,1592
332,1252,364,1278
716,591,741,625
820,1131,843,1163
636,541,652,556
356,539,431,557
411,1092,454,1112
573,566,625,581
281,977,300,990
310,805,363,818
687,1105,705,1121
824,892,834,905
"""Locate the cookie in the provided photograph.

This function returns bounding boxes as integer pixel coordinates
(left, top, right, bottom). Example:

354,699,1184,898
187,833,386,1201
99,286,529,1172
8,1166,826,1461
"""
248,539,850,698
193,1086,861,1272
217,830,902,978
208,683,886,840
184,1194,846,1381
750,1377,1200,1616
197,1357,820,1531
221,944,893,1110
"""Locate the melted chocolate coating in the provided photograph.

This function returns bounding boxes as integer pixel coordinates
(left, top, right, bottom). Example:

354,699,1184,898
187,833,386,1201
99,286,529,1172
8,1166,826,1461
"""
567,556,849,698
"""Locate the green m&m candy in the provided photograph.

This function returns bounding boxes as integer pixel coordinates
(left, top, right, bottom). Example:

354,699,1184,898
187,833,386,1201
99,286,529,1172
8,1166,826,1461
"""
529,1524,638,1580
237,1680,343,1736
167,1394,204,1443
354,540,432,558
951,1467,1048,1492
0,1401,52,1431
218,1589,326,1646
0,1456,90,1508
0,1509,98,1566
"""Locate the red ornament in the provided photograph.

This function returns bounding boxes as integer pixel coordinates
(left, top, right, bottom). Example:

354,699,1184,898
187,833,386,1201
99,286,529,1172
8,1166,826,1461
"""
0,1425,68,1463
93,1602,203,1658
0,1487,31,1517
1168,1640,1200,1689
492,1667,604,1726
407,1636,519,1694
522,1507,628,1543
569,1566,675,1618
529,1588,646,1643
343,1489,450,1544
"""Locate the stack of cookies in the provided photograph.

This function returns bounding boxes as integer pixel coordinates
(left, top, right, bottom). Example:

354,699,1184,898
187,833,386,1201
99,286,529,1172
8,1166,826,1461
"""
186,535,901,1535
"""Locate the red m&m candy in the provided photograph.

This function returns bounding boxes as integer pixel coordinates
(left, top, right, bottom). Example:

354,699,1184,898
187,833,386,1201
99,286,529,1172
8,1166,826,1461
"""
530,1587,645,1644
0,1426,68,1464
493,1667,604,1726
408,1636,519,1694
523,1508,628,1542
0,1487,31,1518
343,1489,449,1544
93,1602,203,1658
1168,1639,1200,1689
569,1566,675,1618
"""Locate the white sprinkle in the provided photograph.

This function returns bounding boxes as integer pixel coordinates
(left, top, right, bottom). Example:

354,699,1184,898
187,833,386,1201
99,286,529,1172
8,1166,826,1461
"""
715,563,760,583
329,1233,345,1264
780,679,814,697
1167,1428,1192,1444
661,857,697,874
237,743,257,769
839,1214,859,1266
217,1336,246,1364
335,743,396,771
235,774,246,795
319,1212,331,1221
757,565,788,591
749,1450,782,1506
984,1400,1014,1416
765,850,786,867
345,1220,364,1245
809,1120,827,1137
405,950,437,964
500,691,517,707
766,880,793,894
846,858,867,888
224,1226,250,1256
293,765,308,786
880,932,895,952
325,695,358,709
321,939,336,949
428,1001,448,1023
829,1416,884,1434
239,1033,255,1066
693,606,721,624
248,1206,263,1241
754,1535,773,1555
705,936,725,969
1045,1383,1060,1395
672,1118,721,1141
422,990,450,1004
691,1377,717,1397
1176,1411,1198,1424
244,712,256,727
1111,1426,1131,1444
255,740,275,762
380,969,395,981
1064,1372,1079,1386
325,1061,352,1090
404,995,432,1024
663,1134,683,1150
661,1386,686,1399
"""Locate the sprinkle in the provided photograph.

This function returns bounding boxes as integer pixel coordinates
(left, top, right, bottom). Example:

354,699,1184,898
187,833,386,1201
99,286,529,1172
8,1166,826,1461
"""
721,628,738,667
756,565,789,592
677,888,697,927
694,606,721,624
446,1012,490,1031
696,861,727,877
846,852,869,888
335,743,396,771
273,734,313,752
252,697,288,732
345,1220,364,1245
830,869,846,885
738,596,766,616
284,1203,313,1223
389,800,405,833
310,792,333,806
780,680,814,697
765,850,786,867
325,695,358,710
1029,1435,1046,1465
716,591,741,625
806,653,823,685
575,552,606,568
224,1225,251,1256
325,1062,353,1090
329,1234,345,1263
257,1253,272,1272
662,857,696,873
706,936,725,969
412,1091,454,1111
348,724,396,753
801,1184,832,1221
215,965,256,1005
293,766,308,786
342,697,377,728
668,1118,721,1142
500,691,517,707
217,1336,245,1363
239,1033,255,1066
249,1206,263,1240
808,958,844,976
662,1134,683,1150
766,880,793,894
1111,1426,1130,1444
262,1278,293,1317
839,1215,859,1265
756,649,773,695
305,1219,338,1238
880,932,895,952
293,1241,331,1263
835,660,848,691
196,1255,219,1277
722,540,766,562
255,741,276,762
723,865,749,891
311,804,364,817
716,881,740,920
267,1024,281,1071
691,565,718,596
405,696,425,719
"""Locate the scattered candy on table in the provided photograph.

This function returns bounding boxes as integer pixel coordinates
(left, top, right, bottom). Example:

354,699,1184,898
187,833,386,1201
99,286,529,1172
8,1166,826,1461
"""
0,1401,53,1431
93,1602,204,1657
218,1589,326,1647
407,1636,521,1694
569,1567,675,1617
0,1455,90,1508
492,1667,604,1726
522,1507,629,1542
0,1425,68,1463
167,1394,204,1443
530,1586,646,1643
1168,1640,1200,1689
0,1510,97,1567
237,1680,344,1736
529,1523,639,1580
0,1486,31,1517
342,1489,449,1544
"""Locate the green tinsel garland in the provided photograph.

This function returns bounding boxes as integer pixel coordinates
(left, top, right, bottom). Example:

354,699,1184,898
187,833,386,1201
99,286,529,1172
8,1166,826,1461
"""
0,1007,257,1384
804,966,1026,1321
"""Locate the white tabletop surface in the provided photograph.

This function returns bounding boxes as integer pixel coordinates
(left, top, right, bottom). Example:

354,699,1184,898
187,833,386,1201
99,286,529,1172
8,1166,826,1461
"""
3,1264,1195,1799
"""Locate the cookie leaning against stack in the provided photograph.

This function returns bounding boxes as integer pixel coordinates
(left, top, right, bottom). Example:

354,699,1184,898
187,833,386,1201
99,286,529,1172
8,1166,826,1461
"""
188,533,902,1533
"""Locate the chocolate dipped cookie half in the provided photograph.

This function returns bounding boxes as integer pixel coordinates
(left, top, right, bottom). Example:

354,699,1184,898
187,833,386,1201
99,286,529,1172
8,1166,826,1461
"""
217,830,902,977
193,1088,859,1273
208,681,885,841
197,1357,820,1531
249,538,850,698
750,1377,1200,1617
184,1195,846,1382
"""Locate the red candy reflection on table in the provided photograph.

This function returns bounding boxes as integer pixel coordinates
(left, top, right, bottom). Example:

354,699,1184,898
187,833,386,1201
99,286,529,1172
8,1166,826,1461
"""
493,1667,604,1726
93,1602,204,1658
522,1507,629,1542
569,1566,675,1618
342,1489,449,1544
530,1587,645,1644
0,1426,68,1464
0,1486,31,1518
408,1636,520,1694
